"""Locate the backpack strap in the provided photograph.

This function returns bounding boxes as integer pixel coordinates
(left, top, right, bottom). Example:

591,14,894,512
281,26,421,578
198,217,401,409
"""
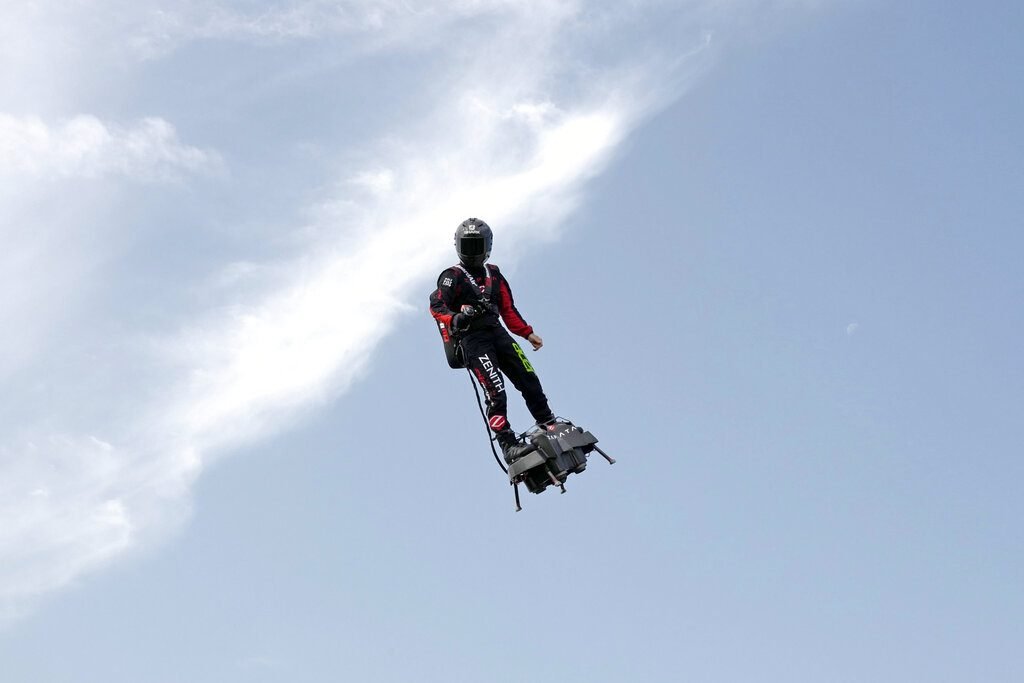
453,264,497,306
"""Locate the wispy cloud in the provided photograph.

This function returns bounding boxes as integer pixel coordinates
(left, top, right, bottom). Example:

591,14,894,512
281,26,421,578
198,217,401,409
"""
0,0,821,621
0,436,134,623
0,114,222,181
125,0,558,60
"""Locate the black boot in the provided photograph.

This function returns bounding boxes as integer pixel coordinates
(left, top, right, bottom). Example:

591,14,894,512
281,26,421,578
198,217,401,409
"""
496,429,537,465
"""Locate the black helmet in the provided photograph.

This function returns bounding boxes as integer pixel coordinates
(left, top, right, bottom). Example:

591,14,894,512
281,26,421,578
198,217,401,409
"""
454,217,492,268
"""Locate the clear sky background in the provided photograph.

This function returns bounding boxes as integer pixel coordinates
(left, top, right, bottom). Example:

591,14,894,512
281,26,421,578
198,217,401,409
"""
1,1,1022,681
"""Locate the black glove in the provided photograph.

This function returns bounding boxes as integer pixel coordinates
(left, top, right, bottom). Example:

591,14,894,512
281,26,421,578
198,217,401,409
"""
451,313,469,331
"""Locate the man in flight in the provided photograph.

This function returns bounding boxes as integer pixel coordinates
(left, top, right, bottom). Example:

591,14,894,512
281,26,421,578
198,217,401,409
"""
429,218,556,463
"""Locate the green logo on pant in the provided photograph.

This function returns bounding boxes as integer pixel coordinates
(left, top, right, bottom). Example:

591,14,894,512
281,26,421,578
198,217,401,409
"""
512,342,534,373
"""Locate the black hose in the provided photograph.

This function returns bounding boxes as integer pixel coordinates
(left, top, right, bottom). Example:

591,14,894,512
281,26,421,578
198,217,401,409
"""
466,368,508,474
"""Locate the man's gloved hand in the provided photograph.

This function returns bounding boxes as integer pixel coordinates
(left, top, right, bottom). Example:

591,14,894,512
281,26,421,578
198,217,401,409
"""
453,304,487,331
453,304,479,331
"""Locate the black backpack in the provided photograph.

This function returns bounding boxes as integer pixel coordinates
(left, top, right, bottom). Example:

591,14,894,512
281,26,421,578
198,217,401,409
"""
435,264,497,369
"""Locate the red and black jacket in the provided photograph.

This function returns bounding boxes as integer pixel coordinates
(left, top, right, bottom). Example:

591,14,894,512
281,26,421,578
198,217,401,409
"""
429,264,534,338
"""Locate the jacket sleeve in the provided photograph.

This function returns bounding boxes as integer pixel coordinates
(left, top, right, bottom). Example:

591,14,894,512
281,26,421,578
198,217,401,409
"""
495,270,534,338
429,268,460,327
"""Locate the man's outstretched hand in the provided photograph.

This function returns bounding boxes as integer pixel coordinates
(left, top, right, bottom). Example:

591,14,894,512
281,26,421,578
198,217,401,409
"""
528,333,544,351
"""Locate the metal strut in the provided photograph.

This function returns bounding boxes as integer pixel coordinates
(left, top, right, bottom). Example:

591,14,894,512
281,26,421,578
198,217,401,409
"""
594,445,616,465
545,467,566,494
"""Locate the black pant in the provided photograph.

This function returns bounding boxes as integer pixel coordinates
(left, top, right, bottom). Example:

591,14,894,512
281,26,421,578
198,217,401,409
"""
461,327,553,434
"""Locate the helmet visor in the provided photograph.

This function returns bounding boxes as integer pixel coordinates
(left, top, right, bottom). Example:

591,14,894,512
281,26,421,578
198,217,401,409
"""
459,234,486,257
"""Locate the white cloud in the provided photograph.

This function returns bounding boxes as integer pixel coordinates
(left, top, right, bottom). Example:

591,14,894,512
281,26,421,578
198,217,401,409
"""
126,0,554,57
0,108,221,401
0,114,222,182
349,169,396,195
0,436,136,621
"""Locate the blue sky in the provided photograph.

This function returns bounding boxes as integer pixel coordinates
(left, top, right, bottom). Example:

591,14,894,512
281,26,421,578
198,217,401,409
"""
1,1,1022,681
